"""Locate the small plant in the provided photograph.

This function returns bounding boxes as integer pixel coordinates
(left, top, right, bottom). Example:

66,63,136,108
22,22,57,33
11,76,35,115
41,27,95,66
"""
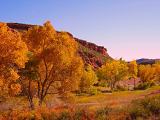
95,107,110,120
135,81,155,90
129,95,160,119
116,85,128,91
73,109,84,120
89,88,98,95
135,82,151,90
57,111,71,120
97,80,107,87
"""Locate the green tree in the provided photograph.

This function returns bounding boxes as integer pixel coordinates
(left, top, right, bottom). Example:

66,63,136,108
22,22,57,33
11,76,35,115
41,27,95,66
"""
80,65,98,93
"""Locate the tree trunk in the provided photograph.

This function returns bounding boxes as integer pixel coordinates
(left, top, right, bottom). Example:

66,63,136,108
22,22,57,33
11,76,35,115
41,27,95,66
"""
38,96,44,106
28,79,34,110
134,78,136,90
39,99,42,106
28,96,34,110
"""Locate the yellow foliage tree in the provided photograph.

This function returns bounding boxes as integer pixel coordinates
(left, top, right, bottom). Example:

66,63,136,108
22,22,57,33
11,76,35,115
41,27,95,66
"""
23,21,83,106
98,60,128,90
0,23,28,97
128,60,138,78
138,65,156,83
152,62,160,82
128,60,138,88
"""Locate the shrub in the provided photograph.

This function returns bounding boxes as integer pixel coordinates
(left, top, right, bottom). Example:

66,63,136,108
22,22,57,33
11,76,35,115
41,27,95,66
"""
95,107,111,120
135,82,151,90
129,103,150,119
73,108,93,120
40,110,57,120
116,85,128,91
129,95,160,119
57,111,71,120
73,109,84,120
89,88,98,95
97,80,107,87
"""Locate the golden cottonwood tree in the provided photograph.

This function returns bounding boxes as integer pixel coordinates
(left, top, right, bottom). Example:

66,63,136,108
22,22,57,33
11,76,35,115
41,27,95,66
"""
138,65,156,83
153,62,160,82
128,60,138,88
23,21,83,107
128,60,138,78
98,60,128,90
0,23,28,97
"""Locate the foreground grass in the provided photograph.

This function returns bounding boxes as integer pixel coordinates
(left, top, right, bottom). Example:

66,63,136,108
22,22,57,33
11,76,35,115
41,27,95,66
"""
0,86,160,119
0,86,160,114
1,94,160,120
75,86,160,108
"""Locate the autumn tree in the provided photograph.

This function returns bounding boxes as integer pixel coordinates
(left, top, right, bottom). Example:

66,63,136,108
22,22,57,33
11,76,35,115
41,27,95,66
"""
128,60,138,88
0,23,28,97
79,65,98,93
97,60,128,90
22,21,83,107
19,53,39,109
152,62,160,83
138,65,156,83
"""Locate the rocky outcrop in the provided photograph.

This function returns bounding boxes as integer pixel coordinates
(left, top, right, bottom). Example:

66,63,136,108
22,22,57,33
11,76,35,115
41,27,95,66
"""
7,23,35,31
75,38,112,68
75,38,108,56
7,22,112,68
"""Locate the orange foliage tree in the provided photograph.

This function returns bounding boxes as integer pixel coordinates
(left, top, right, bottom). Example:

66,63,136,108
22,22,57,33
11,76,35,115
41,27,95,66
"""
22,21,83,108
0,23,28,97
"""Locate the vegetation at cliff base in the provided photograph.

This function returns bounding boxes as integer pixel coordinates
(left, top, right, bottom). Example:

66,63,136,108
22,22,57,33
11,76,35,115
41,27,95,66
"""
1,21,160,120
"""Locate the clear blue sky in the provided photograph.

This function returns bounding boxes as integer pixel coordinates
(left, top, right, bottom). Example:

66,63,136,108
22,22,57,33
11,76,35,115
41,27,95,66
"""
1,0,160,60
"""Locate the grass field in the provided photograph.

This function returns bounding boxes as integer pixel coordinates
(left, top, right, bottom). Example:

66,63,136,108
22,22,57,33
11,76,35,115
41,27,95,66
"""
0,86,160,113
74,86,160,108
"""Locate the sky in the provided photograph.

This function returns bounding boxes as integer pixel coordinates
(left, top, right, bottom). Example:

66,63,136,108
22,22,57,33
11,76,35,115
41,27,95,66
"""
0,0,160,61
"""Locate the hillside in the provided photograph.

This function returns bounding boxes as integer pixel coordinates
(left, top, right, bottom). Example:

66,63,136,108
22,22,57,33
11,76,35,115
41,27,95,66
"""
7,23,112,68
136,58,160,65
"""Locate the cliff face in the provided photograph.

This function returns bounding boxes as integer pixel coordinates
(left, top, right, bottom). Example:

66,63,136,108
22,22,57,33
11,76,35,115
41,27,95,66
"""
7,23,112,68
75,38,112,68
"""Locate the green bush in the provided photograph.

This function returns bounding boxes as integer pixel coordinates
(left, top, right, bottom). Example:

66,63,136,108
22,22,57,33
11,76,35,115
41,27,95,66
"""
57,111,71,120
73,109,84,120
116,85,128,91
97,81,107,87
135,82,151,90
89,88,98,95
95,107,111,120
129,103,150,119
129,95,160,119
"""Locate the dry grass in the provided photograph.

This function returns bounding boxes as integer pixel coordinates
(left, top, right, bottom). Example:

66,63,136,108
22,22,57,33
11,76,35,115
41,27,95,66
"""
74,86,160,108
0,86,160,113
